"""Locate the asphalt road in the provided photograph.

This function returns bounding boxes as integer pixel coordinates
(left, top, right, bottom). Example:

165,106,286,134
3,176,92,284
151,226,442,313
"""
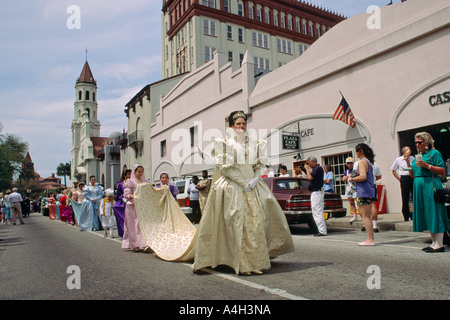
1,213,448,306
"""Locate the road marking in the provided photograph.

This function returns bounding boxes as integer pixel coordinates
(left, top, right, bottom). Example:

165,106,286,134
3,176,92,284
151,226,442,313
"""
87,229,122,244
58,220,123,243
182,263,309,300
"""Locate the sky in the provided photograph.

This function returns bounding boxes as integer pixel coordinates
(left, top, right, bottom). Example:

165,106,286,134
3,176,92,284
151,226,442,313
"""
0,0,392,185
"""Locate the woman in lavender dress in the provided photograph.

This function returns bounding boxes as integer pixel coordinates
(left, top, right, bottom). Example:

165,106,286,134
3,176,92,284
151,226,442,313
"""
113,169,131,238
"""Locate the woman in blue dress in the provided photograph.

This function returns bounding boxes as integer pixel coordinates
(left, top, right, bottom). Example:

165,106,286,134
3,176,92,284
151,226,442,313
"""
79,176,104,231
410,132,448,253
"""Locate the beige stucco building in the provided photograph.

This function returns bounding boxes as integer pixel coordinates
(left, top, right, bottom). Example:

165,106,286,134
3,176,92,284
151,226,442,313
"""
123,75,187,177
145,0,450,213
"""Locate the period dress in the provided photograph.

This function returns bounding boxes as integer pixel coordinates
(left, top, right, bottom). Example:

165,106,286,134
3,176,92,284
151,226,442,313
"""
100,197,116,231
59,195,73,224
79,184,104,231
133,183,197,261
48,196,56,220
70,190,84,226
122,167,148,250
192,128,295,274
411,149,449,233
113,180,126,238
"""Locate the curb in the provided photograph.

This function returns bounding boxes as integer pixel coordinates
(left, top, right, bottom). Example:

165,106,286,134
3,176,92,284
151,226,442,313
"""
325,215,413,232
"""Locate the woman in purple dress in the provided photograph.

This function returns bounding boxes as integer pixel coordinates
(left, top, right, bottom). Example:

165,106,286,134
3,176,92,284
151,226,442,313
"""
113,169,131,238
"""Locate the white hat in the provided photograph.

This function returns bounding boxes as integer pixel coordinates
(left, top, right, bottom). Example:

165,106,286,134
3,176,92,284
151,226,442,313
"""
105,189,114,196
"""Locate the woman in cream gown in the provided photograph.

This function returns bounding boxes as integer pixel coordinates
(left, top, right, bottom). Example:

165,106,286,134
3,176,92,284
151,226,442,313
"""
133,111,294,275
192,111,295,275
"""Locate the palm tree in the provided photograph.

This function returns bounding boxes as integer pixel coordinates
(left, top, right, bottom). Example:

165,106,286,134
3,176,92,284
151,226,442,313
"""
56,162,71,188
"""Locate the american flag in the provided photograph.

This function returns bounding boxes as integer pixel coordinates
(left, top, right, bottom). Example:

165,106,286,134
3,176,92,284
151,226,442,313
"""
333,94,356,128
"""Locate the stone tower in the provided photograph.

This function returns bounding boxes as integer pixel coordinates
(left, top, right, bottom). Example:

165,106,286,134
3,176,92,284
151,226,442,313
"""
71,60,101,182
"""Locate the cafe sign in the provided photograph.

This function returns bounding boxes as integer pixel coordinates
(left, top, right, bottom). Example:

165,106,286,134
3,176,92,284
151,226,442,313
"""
282,134,300,150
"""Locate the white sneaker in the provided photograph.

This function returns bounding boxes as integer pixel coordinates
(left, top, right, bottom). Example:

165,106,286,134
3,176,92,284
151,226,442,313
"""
349,216,358,224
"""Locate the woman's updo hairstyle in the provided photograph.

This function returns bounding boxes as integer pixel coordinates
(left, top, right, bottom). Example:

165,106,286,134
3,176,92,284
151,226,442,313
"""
228,110,247,127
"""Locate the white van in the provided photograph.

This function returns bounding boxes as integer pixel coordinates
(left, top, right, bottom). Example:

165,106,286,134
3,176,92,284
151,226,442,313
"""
175,179,193,216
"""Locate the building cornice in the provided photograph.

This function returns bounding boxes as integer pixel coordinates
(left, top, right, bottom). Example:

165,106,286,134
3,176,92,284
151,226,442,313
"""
165,2,344,43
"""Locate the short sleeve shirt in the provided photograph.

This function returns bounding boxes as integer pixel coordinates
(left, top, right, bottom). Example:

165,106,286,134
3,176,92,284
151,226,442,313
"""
308,165,324,192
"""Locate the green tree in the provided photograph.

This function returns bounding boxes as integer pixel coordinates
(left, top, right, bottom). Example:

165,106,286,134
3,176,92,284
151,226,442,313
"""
0,124,29,191
57,162,71,188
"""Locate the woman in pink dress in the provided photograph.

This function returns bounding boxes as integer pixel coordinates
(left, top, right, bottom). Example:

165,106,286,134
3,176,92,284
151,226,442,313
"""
48,194,57,220
122,164,149,252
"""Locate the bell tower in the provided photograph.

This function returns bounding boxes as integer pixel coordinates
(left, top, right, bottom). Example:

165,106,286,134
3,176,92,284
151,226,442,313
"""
71,59,101,182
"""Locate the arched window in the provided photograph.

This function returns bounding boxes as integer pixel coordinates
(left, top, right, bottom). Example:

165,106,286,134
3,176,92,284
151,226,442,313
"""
136,117,141,132
86,90,90,101
78,91,82,100
93,92,96,101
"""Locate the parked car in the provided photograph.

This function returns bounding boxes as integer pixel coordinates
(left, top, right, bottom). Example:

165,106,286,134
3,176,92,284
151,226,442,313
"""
263,177,347,230
175,179,193,217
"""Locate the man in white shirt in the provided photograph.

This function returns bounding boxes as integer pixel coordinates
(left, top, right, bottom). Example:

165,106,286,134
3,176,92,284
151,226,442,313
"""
391,146,414,221
9,188,25,225
279,165,290,177
187,176,201,224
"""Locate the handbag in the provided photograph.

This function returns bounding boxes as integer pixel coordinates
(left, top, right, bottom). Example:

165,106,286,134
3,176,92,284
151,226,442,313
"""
434,188,450,203
430,158,449,203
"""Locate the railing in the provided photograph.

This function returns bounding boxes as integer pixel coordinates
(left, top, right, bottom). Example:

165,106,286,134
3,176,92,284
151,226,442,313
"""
128,130,143,146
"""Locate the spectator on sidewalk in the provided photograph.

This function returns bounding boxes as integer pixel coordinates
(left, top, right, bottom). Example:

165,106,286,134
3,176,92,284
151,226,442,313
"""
343,157,358,223
196,170,211,215
9,188,25,225
323,164,334,193
279,165,290,177
305,156,327,237
187,176,201,224
349,143,376,246
391,146,414,221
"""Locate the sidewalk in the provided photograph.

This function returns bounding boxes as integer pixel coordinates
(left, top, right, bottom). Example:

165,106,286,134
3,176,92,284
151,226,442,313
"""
326,212,413,232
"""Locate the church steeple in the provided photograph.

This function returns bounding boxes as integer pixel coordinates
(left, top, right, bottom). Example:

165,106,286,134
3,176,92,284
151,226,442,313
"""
77,61,96,85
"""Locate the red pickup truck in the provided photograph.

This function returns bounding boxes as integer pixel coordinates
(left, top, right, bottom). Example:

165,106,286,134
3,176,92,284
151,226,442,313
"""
263,177,347,229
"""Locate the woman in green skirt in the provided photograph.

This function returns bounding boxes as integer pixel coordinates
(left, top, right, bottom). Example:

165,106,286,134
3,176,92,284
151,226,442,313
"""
410,132,448,253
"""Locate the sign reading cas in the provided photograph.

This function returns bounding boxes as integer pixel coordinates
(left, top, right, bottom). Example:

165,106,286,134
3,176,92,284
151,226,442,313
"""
429,91,450,107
